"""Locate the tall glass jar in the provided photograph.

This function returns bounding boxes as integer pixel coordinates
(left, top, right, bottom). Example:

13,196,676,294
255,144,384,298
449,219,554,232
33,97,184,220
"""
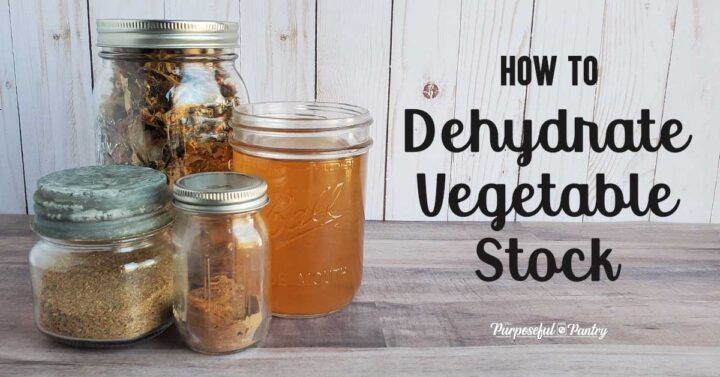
29,166,174,347
172,172,271,354
230,102,373,317
94,19,250,184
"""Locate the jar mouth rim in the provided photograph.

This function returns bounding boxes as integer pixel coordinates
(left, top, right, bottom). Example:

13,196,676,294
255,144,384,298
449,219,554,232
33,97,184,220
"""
232,101,372,131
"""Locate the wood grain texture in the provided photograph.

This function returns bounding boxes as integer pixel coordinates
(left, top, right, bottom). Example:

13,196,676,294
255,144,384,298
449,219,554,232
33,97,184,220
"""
653,0,720,223
88,0,165,81
586,0,678,222
384,0,462,221
316,0,392,221
164,0,239,20
9,0,95,213
518,0,603,222
0,215,719,376
239,0,315,102
448,0,533,221
0,0,27,214
3,1,720,227
713,157,720,223
1,346,718,377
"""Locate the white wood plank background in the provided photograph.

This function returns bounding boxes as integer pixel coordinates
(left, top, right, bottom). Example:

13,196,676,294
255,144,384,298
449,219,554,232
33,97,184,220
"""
653,0,720,223
240,0,315,103
518,0,603,222
8,0,95,213
585,0,677,222
1,0,718,224
449,0,533,221
0,0,26,213
317,0,391,221
385,0,461,221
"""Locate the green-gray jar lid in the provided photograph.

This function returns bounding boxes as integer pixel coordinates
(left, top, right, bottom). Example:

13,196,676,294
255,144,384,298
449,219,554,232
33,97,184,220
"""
32,165,172,241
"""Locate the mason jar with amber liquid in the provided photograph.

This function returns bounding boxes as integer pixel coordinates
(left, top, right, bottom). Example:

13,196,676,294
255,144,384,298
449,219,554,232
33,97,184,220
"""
231,102,372,317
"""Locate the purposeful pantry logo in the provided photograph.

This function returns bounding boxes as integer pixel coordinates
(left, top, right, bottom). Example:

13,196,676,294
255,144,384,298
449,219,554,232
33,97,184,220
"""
490,322,608,340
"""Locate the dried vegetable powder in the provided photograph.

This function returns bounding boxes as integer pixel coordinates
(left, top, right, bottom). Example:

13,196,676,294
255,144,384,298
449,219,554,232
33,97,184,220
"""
30,165,176,344
39,246,174,340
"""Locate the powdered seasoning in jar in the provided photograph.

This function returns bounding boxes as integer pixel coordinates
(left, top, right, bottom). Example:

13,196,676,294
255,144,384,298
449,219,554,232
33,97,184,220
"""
29,165,174,347
172,172,271,354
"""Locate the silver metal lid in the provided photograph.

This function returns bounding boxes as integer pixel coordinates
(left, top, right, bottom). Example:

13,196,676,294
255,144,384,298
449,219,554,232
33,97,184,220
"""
32,165,172,241
96,19,239,49
231,101,373,160
173,172,268,214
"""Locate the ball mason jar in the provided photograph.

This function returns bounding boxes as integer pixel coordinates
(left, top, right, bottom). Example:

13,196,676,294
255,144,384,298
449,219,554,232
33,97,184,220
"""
172,172,271,354
94,19,250,184
230,102,373,317
29,166,174,347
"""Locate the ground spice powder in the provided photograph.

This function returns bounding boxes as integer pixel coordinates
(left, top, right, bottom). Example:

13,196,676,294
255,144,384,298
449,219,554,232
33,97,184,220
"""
39,246,174,341
186,274,262,353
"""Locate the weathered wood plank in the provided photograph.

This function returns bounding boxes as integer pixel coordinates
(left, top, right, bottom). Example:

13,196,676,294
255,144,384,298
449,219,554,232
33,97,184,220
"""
1,216,719,375
518,0,603,222
713,158,720,223
384,0,462,221
0,343,718,377
653,0,720,223
238,0,315,102
9,0,95,213
448,0,533,221
0,0,27,214
316,0,392,220
164,0,239,20
586,0,678,221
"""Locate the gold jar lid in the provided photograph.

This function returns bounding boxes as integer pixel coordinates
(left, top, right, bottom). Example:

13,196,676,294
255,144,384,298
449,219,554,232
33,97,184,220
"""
96,19,239,49
172,172,268,214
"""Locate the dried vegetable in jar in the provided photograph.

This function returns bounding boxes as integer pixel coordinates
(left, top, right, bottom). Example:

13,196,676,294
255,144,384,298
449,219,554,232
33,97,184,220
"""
95,20,250,184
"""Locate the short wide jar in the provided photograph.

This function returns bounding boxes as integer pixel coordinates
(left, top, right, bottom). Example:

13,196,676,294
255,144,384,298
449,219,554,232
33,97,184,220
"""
172,172,271,354
29,165,174,347
231,102,373,317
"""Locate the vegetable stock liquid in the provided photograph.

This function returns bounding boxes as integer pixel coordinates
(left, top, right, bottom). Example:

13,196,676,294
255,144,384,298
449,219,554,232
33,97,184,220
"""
232,152,366,316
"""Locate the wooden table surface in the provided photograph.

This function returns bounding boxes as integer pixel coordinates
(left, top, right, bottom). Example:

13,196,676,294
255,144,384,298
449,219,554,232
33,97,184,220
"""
0,215,718,376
